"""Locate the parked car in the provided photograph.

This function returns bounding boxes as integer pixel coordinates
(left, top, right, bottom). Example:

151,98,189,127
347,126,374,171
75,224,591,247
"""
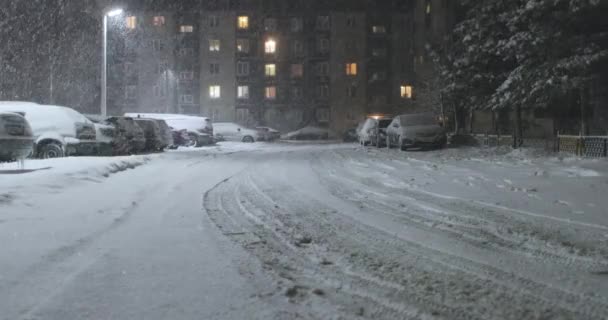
214,122,258,143
105,116,146,154
386,112,447,150
370,118,393,147
93,122,116,156
125,113,213,147
133,118,164,152
150,119,174,150
283,126,331,140
0,102,97,158
0,112,34,162
358,118,377,146
255,127,281,141
170,129,191,149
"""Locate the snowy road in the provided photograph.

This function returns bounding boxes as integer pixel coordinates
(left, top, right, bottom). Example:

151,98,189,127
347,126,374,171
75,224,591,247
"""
1,143,608,319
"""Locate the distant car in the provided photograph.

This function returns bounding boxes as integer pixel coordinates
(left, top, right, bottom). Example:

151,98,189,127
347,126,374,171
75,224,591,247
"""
370,118,393,147
150,119,174,150
386,113,447,151
125,113,213,147
133,118,164,152
0,112,34,162
283,126,331,140
214,122,258,143
255,127,281,141
0,102,97,158
105,116,146,154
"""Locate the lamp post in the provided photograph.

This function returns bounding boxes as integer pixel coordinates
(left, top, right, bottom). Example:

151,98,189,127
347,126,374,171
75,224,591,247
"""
101,8,124,116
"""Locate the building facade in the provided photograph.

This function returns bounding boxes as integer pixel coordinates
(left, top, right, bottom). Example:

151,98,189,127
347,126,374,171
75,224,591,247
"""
107,0,454,134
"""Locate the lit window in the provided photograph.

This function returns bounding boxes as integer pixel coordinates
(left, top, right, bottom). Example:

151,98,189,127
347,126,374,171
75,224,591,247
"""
426,1,432,14
372,25,386,34
237,86,249,99
290,17,303,32
401,85,413,99
181,94,194,103
236,61,249,76
265,39,277,54
265,86,277,100
265,64,276,77
209,86,221,99
209,39,220,52
126,16,137,29
316,108,330,122
291,64,303,78
346,63,357,76
153,16,165,26
237,16,249,29
264,18,277,31
209,15,219,27
180,25,194,33
236,39,250,53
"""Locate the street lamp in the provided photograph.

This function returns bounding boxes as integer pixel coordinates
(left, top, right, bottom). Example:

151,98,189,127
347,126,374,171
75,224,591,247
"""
101,8,124,116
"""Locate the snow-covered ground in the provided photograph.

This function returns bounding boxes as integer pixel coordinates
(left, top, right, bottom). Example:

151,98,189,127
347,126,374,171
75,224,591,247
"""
1,142,607,319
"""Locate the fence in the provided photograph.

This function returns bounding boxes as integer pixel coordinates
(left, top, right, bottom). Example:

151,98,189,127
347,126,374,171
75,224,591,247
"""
557,134,608,158
471,133,608,157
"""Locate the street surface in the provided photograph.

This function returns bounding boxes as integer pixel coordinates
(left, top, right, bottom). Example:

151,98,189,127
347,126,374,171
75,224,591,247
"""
1,142,607,319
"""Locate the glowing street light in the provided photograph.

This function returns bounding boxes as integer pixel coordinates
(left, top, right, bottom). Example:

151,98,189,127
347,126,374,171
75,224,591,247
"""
101,8,124,116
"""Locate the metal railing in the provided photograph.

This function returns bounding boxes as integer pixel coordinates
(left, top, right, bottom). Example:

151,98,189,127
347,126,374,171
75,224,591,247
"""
557,134,608,157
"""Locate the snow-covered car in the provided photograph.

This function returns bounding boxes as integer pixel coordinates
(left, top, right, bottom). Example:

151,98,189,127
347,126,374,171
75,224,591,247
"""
369,118,393,148
214,122,258,143
0,112,34,162
283,126,331,140
125,113,213,147
105,116,146,154
358,119,378,146
255,127,281,141
93,122,116,156
150,119,174,150
0,102,97,158
133,118,164,152
386,113,447,150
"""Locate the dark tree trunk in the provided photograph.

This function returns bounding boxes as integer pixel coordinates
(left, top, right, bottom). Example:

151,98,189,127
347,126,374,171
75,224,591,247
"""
513,104,523,148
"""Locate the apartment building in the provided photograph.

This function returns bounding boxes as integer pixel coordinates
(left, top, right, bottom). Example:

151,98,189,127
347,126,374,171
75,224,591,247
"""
107,0,453,134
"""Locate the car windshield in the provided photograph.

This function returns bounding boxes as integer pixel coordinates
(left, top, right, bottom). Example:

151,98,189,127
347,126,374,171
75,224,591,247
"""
378,119,392,128
2,1,606,319
400,114,437,126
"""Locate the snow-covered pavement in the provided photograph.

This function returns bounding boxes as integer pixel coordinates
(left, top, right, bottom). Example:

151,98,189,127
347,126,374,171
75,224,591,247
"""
1,143,607,319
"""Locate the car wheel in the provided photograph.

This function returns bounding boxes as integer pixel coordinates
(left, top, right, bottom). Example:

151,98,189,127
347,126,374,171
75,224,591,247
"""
187,133,198,147
242,136,255,143
38,142,64,159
